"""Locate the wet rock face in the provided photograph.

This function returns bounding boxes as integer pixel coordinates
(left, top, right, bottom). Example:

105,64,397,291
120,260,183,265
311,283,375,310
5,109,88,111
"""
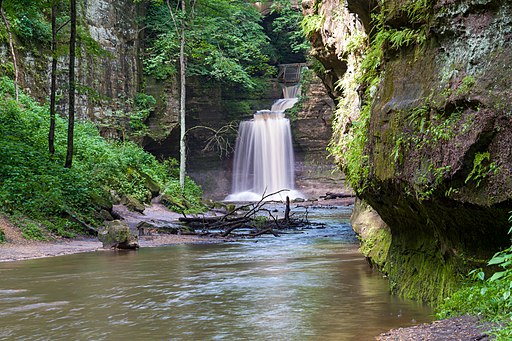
305,0,512,302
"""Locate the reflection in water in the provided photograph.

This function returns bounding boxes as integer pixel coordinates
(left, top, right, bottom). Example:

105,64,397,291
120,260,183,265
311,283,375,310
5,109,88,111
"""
0,207,432,340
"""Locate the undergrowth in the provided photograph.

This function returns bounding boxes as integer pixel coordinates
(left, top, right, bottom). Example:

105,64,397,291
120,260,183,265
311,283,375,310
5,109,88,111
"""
0,76,204,239
437,214,512,340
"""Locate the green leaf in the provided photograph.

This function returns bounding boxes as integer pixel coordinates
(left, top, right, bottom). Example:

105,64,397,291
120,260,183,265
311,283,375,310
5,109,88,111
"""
488,255,507,265
489,271,506,282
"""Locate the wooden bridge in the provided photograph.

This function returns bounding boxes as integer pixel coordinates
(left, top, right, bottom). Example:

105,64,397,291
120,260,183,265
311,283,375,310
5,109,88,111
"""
277,63,308,83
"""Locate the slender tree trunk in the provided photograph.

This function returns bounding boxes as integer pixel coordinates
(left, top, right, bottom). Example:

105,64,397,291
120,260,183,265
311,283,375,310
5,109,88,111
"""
0,0,19,102
65,0,76,168
49,3,57,155
179,0,187,189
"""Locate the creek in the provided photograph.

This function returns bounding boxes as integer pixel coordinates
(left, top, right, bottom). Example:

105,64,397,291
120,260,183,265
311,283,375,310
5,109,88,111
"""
0,206,432,340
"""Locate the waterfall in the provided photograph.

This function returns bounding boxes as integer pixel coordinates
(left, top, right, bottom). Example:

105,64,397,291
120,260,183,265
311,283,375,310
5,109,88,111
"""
225,85,305,202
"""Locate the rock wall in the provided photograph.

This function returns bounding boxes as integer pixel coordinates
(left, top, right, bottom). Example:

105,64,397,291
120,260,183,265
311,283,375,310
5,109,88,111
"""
304,0,512,303
0,0,179,139
293,78,347,198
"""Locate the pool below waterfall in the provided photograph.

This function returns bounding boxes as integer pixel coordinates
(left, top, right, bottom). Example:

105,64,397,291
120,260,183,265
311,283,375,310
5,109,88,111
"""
0,205,432,340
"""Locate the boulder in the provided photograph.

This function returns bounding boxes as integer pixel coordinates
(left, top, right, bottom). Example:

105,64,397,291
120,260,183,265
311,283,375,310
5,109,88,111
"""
98,220,139,249
121,195,145,213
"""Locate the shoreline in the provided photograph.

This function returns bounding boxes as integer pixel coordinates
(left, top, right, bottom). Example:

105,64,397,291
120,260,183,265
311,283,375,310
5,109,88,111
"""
0,198,355,263
0,234,222,263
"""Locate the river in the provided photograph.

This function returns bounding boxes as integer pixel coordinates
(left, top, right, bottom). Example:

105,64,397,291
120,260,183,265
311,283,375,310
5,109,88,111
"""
0,206,432,340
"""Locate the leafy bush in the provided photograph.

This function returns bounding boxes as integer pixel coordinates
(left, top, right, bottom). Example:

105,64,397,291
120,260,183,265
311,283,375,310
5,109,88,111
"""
0,76,204,238
437,215,512,340
0,228,5,243
163,177,206,214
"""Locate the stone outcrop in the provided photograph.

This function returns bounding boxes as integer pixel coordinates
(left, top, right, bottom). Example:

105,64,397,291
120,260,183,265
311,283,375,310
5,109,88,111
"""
304,0,512,303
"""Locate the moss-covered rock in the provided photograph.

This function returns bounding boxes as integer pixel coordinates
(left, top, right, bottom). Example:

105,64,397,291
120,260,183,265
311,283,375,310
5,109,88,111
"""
98,220,139,249
351,199,391,269
121,195,145,214
304,0,512,304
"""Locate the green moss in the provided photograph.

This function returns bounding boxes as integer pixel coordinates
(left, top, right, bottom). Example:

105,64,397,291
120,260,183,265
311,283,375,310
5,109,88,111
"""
384,249,463,304
456,75,476,96
359,226,392,269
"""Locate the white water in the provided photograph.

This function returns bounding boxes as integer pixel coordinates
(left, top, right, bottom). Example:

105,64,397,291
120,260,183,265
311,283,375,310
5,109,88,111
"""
225,85,305,202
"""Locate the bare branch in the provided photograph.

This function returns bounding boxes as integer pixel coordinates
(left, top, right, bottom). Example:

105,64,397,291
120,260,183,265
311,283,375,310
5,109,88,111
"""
185,122,239,159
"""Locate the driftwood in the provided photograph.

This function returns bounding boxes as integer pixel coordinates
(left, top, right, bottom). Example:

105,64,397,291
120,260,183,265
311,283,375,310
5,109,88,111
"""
179,190,320,238
320,192,356,200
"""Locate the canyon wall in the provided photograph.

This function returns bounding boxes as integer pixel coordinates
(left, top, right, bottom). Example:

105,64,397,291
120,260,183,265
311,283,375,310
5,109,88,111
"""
304,0,512,303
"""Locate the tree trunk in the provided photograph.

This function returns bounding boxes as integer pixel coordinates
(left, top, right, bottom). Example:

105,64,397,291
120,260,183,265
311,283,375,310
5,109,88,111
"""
65,0,77,168
49,3,57,155
179,0,187,189
0,0,19,102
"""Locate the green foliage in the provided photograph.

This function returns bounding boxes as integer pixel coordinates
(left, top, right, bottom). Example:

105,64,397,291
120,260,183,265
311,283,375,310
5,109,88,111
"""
129,93,157,135
346,32,366,54
0,76,204,238
144,0,272,89
437,215,512,340
328,102,371,194
96,92,156,137
0,0,52,45
456,75,476,96
0,228,5,243
268,0,310,62
465,152,499,188
388,27,427,49
163,177,206,214
414,164,452,200
301,13,325,38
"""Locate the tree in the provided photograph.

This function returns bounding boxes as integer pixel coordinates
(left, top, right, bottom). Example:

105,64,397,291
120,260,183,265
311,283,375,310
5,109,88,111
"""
156,0,191,189
0,0,19,102
176,0,187,189
268,0,309,63
49,1,58,155
64,0,76,168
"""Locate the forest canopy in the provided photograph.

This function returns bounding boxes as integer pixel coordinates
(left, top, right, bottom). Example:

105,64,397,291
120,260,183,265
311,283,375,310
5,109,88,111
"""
143,0,275,89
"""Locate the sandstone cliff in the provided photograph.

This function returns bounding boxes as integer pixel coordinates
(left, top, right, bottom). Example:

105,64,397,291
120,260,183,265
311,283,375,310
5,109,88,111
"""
304,0,512,302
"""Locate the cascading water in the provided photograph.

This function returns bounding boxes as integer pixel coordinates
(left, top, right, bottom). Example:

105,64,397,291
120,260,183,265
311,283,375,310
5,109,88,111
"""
225,85,305,202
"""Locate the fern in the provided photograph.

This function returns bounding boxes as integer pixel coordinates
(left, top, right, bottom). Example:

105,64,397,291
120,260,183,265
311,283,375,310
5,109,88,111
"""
301,14,325,37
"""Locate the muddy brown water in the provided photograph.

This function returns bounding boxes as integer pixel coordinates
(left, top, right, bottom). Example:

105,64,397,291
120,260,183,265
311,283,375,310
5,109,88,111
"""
0,206,432,340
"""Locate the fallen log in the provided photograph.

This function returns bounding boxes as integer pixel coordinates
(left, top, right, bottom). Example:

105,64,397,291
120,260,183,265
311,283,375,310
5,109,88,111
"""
178,190,315,238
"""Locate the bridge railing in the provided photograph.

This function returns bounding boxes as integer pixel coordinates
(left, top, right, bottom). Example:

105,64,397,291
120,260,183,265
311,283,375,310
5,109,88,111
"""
277,63,308,84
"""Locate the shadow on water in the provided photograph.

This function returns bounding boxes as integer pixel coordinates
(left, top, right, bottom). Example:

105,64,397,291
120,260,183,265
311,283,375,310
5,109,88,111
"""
0,205,432,340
